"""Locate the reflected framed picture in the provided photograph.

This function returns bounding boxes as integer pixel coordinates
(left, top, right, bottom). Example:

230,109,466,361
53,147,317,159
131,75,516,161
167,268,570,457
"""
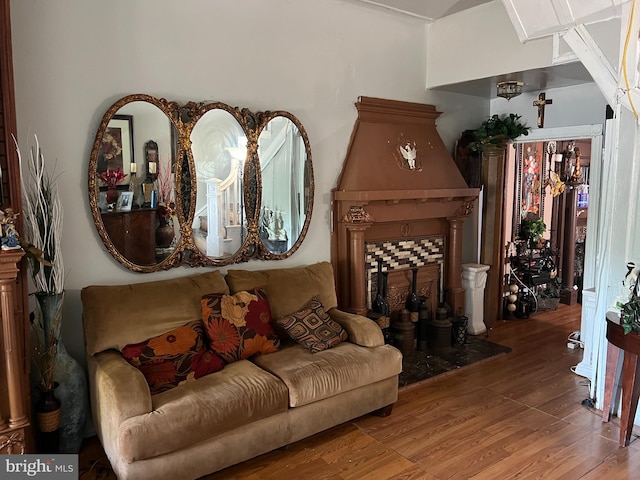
513,142,547,240
519,142,545,218
98,114,134,189
117,192,134,212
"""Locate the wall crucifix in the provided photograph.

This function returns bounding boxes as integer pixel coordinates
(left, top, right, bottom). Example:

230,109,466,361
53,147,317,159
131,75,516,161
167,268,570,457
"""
533,92,553,128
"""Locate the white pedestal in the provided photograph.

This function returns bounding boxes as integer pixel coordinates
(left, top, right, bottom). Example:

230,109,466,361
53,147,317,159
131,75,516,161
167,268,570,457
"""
462,263,490,335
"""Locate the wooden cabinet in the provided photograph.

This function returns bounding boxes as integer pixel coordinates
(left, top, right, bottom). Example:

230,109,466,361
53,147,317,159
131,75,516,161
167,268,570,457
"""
101,209,157,265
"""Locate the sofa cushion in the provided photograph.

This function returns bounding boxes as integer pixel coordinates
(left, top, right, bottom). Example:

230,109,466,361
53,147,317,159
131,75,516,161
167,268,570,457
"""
82,271,230,356
225,262,338,319
277,295,348,353
201,288,280,363
121,321,225,395
118,360,289,463
251,342,403,407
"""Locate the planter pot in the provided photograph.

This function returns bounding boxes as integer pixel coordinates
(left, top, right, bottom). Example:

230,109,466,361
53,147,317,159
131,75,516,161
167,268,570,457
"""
35,382,61,453
156,223,175,248
106,187,120,205
481,135,509,153
538,297,560,311
31,292,89,454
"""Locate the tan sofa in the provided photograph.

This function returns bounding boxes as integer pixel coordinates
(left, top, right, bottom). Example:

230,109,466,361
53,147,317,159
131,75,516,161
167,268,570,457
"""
81,262,402,480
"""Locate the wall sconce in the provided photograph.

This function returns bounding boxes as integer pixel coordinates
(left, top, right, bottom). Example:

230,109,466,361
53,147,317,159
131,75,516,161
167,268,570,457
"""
496,81,524,100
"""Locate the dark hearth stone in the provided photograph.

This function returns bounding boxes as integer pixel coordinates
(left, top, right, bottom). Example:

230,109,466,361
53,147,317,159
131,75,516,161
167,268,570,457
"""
398,336,512,388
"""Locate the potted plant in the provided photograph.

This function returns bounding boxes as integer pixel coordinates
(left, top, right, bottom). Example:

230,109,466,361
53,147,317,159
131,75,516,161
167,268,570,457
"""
99,167,127,205
618,293,640,334
519,216,546,245
538,276,562,310
15,134,88,454
469,113,530,152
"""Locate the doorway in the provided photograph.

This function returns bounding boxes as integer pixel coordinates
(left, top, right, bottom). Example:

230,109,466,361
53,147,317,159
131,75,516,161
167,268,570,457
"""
501,125,603,318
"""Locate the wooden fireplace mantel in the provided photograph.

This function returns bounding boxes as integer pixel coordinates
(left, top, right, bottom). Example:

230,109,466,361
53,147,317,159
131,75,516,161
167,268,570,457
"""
333,189,478,203
331,97,479,318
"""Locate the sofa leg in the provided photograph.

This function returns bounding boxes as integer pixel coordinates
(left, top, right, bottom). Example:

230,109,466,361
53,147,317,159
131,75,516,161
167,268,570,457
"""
374,404,394,417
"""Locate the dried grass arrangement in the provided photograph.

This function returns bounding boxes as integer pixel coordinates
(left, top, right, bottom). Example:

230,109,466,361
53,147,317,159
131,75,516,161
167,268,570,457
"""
14,134,65,390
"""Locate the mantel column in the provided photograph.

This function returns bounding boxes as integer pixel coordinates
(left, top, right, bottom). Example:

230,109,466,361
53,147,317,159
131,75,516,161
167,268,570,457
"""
346,222,372,315
0,251,27,430
447,213,470,317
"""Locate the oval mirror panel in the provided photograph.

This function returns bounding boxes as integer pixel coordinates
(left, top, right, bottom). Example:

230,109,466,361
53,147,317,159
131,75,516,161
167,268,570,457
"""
257,114,313,256
89,96,179,271
190,107,248,260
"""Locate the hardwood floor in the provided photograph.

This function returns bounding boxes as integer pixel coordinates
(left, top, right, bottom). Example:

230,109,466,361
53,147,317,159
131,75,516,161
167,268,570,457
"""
207,304,640,479
81,304,640,479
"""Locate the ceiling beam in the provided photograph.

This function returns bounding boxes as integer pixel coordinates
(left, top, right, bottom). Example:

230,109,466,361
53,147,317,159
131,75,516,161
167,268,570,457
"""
502,0,627,43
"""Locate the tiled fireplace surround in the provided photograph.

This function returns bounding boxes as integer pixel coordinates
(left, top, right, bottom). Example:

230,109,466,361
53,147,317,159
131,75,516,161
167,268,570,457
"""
366,237,444,321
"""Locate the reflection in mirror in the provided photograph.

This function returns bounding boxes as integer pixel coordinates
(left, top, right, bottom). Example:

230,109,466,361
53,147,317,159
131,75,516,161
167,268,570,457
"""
90,96,179,271
90,95,314,271
257,115,313,256
190,108,248,259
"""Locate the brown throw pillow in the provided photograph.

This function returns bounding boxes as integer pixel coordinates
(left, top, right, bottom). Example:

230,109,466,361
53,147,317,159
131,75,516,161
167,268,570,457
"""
277,295,348,353
201,287,280,363
121,320,225,395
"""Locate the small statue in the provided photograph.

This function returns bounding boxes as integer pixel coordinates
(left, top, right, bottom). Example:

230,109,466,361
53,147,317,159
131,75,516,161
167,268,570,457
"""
274,212,287,242
1,208,21,250
399,142,417,169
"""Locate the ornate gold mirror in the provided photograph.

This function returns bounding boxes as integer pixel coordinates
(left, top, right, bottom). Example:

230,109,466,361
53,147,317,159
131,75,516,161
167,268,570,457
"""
89,95,314,272
257,112,313,258
189,105,249,262
89,94,180,272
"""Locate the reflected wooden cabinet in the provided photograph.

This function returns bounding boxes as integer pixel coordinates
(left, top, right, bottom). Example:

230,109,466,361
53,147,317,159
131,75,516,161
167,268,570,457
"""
101,209,157,266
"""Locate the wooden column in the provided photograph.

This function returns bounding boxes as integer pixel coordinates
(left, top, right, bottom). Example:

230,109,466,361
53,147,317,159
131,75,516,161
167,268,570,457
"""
447,215,466,316
0,250,27,454
346,222,372,315
479,143,507,328
561,184,579,305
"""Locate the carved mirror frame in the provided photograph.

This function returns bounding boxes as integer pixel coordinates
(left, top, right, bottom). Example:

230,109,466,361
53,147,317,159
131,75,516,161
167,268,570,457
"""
89,94,314,272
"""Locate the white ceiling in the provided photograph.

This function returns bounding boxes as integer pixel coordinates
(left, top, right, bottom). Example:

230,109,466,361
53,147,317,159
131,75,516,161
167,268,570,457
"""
351,0,495,21
431,62,594,99
351,0,595,98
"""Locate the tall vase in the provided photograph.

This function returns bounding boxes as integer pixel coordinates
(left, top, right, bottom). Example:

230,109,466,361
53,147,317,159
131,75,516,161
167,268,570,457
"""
33,292,88,454
106,186,120,205
156,218,175,248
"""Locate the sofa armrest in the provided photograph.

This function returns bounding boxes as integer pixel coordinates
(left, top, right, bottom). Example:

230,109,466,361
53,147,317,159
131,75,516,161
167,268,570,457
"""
88,350,152,447
327,308,384,347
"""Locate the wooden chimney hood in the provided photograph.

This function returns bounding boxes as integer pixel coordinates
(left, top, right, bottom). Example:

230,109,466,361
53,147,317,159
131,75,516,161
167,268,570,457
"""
331,97,480,317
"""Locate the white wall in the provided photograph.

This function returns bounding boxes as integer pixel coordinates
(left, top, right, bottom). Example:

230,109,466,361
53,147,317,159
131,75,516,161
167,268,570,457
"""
10,0,487,363
490,83,609,129
427,0,555,88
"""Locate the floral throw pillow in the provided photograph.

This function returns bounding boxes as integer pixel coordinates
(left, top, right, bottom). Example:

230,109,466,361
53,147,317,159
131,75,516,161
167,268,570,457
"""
201,288,280,363
277,295,348,353
121,320,225,395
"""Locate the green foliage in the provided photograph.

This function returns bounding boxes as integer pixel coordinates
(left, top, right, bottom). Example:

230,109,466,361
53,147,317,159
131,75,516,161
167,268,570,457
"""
519,217,546,241
540,277,562,299
470,113,530,152
618,295,640,335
